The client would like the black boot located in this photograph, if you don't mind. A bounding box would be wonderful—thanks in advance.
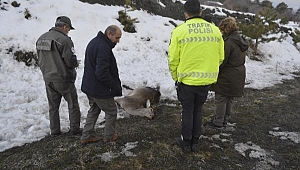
[175,137,191,153]
[191,137,199,152]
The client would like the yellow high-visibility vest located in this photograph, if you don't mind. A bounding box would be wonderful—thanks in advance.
[168,17,224,86]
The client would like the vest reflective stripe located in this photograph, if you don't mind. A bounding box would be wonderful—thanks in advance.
[179,36,221,44]
[178,72,218,79]
[168,18,224,86]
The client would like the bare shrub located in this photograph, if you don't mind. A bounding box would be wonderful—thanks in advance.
[13,50,38,67]
[24,8,31,19]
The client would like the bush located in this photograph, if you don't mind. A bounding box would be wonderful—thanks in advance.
[13,50,38,67]
[24,8,31,19]
[279,16,289,25]
[11,1,20,7]
[118,10,138,33]
[292,29,300,45]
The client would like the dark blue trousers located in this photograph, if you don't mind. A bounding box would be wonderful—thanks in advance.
[177,83,209,140]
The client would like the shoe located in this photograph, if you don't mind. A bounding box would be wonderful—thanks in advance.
[191,137,199,153]
[69,128,83,135]
[175,137,191,153]
[223,117,230,127]
[206,121,225,130]
[80,136,101,144]
[191,144,197,153]
[103,133,118,143]
[50,131,61,136]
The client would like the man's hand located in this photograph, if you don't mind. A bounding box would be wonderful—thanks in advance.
[175,81,179,90]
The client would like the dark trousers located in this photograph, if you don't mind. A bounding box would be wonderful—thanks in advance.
[177,83,209,140]
[45,81,81,134]
[213,92,233,126]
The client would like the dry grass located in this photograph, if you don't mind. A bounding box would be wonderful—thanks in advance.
[1,77,300,170]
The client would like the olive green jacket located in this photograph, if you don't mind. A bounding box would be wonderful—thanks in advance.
[210,31,249,96]
[36,27,78,83]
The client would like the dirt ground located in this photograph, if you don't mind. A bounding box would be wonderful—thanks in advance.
[0,77,300,170]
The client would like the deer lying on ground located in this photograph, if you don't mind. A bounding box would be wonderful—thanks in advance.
[114,86,161,119]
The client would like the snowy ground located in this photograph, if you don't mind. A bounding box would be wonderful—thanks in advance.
[0,0,299,154]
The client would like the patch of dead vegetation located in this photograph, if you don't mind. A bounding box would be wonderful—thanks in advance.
[1,77,300,169]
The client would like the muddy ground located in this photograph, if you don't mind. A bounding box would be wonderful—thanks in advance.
[0,77,300,170]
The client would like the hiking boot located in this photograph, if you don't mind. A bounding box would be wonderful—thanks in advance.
[80,136,101,144]
[175,137,191,153]
[103,133,118,143]
[206,121,225,130]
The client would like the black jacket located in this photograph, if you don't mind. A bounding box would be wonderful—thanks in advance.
[210,31,249,97]
[81,31,122,99]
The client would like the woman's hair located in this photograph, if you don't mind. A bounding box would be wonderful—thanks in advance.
[218,17,239,34]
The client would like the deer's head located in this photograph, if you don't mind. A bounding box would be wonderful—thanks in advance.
[144,99,154,119]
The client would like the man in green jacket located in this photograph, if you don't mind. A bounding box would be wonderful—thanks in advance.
[36,16,81,136]
[168,0,224,153]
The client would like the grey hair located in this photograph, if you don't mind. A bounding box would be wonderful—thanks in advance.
[55,20,69,28]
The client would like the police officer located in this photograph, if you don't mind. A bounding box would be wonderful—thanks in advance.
[168,0,224,153]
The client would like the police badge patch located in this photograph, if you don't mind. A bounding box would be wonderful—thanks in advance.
[71,47,76,54]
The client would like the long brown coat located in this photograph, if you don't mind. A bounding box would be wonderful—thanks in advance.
[210,31,249,97]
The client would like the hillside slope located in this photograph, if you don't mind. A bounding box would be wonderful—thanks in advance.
[0,77,300,169]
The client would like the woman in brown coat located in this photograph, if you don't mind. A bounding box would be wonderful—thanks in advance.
[207,17,249,129]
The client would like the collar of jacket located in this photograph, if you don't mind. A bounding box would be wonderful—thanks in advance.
[185,16,203,22]
[97,31,116,49]
[49,27,68,36]
[223,31,249,52]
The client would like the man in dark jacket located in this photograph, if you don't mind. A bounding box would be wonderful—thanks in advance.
[208,17,249,129]
[80,25,122,144]
[36,16,81,136]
